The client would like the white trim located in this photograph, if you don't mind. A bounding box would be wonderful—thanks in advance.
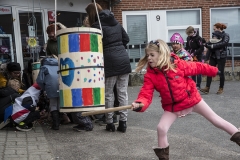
[209,6,240,39]
[12,6,48,69]
[122,11,151,42]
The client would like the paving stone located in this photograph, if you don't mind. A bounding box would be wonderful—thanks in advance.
[27,137,37,141]
[40,154,53,160]
[29,155,41,160]
[28,146,38,150]
[16,149,28,155]
[16,142,27,146]
[4,155,28,158]
[4,149,16,154]
[36,137,47,141]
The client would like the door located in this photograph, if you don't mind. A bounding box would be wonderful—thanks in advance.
[122,12,150,70]
[12,7,48,69]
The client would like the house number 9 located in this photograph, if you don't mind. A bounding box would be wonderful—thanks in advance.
[156,15,160,21]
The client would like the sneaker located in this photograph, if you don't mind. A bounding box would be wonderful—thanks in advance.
[72,125,93,132]
[16,122,33,132]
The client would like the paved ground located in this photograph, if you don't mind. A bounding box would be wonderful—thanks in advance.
[0,80,240,160]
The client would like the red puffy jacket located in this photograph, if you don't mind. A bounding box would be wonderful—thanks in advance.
[135,54,218,112]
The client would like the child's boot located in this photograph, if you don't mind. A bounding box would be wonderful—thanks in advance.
[230,130,240,146]
[106,123,115,132]
[117,121,127,133]
[153,146,169,160]
[216,87,223,94]
[51,110,59,130]
[200,87,210,94]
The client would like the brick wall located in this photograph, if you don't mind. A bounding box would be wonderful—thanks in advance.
[95,0,240,68]
[97,0,240,40]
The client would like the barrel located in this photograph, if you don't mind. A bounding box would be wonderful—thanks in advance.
[56,27,105,112]
[32,62,41,84]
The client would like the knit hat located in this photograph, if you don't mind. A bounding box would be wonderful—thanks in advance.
[170,33,184,45]
[7,62,21,72]
[212,31,223,39]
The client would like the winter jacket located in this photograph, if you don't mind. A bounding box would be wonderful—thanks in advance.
[36,58,59,98]
[185,30,204,61]
[174,48,192,61]
[91,10,131,78]
[134,54,218,112]
[0,72,26,94]
[205,31,229,61]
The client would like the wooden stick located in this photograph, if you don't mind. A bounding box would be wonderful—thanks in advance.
[81,104,143,117]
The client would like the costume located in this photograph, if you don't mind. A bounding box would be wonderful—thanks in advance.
[174,48,192,61]
[134,54,218,112]
[170,33,192,61]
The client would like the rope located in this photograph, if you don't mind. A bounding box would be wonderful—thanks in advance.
[93,0,103,38]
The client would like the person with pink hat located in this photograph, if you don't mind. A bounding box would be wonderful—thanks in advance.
[170,33,192,61]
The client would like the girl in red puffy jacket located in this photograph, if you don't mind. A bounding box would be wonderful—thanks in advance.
[131,39,240,159]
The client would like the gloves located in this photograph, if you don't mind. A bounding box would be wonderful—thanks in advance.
[217,70,221,75]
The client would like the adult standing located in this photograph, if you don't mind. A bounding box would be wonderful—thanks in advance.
[85,3,131,132]
[185,26,204,89]
[200,23,229,94]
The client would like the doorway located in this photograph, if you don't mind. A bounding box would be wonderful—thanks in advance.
[12,7,48,69]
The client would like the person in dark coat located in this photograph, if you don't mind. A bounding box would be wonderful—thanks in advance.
[200,23,229,94]
[185,26,204,89]
[86,3,131,133]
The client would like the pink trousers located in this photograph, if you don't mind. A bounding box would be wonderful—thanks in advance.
[157,99,238,148]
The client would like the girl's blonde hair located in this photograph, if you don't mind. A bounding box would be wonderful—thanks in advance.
[135,39,176,72]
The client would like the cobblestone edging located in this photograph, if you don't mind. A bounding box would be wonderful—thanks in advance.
[0,124,53,160]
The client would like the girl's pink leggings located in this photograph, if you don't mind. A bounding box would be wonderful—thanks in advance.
[157,99,238,148]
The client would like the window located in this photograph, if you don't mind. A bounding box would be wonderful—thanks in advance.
[126,15,148,70]
[0,6,15,63]
[167,10,200,26]
[49,11,87,28]
[166,9,202,42]
[211,8,240,43]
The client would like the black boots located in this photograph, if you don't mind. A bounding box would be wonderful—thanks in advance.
[117,121,127,133]
[230,130,240,146]
[153,146,169,160]
[51,110,60,130]
[106,123,115,132]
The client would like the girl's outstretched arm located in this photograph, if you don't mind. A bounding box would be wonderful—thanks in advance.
[133,73,155,112]
[179,60,218,77]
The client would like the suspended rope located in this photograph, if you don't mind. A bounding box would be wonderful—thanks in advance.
[93,0,103,38]
[27,0,37,38]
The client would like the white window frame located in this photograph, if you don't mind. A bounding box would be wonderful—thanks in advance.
[210,6,240,38]
[12,6,48,69]
[122,11,151,43]
[166,8,202,42]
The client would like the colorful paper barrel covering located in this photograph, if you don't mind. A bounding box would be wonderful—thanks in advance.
[32,62,41,84]
[56,27,105,112]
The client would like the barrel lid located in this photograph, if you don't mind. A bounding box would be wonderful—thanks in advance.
[56,27,102,37]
